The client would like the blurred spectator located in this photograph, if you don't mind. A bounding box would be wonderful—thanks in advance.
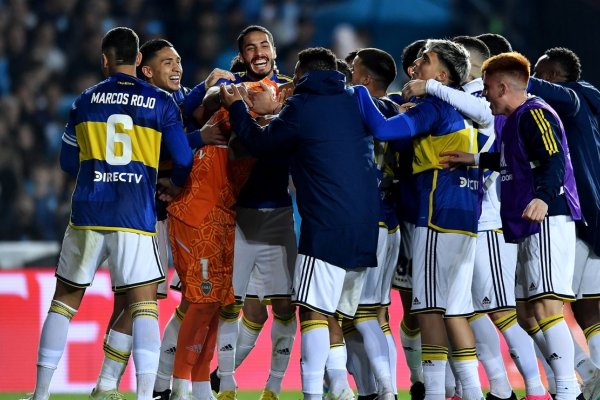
[4,0,554,244]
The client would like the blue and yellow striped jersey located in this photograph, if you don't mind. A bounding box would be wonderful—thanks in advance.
[62,72,192,235]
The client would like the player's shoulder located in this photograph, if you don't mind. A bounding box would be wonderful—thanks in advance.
[274,73,293,84]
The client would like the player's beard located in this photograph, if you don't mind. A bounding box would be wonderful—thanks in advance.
[246,58,274,80]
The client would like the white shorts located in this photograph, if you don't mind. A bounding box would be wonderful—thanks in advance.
[170,270,182,292]
[292,254,367,318]
[360,227,401,307]
[156,219,171,298]
[515,215,576,302]
[572,238,600,299]
[472,230,518,312]
[411,227,476,316]
[233,207,297,302]
[56,226,164,292]
[392,221,415,291]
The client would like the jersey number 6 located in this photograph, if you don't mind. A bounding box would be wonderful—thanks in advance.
[106,114,133,166]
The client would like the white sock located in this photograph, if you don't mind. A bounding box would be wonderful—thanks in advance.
[445,361,457,398]
[539,316,579,400]
[192,381,212,400]
[470,315,512,398]
[216,309,240,392]
[326,344,352,396]
[235,316,263,367]
[172,377,189,398]
[452,358,483,400]
[266,313,296,394]
[35,301,76,399]
[382,323,398,394]
[499,322,545,395]
[345,332,377,396]
[400,321,423,384]
[355,319,393,393]
[422,344,448,399]
[300,320,329,398]
[582,325,600,371]
[155,308,184,392]
[575,351,597,385]
[97,330,132,391]
[131,302,161,400]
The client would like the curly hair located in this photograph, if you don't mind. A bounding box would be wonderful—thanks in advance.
[544,47,582,81]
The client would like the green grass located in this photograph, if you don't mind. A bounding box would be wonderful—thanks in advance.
[0,391,528,400]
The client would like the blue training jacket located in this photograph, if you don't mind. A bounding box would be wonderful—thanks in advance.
[228,70,379,270]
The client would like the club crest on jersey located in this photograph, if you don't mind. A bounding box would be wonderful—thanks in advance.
[201,281,212,295]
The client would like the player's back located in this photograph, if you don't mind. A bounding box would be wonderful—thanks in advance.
[64,72,182,235]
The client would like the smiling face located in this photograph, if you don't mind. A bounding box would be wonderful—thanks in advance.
[482,72,507,116]
[142,46,182,92]
[239,31,276,80]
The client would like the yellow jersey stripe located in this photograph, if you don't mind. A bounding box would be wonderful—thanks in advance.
[535,109,559,153]
[75,121,162,168]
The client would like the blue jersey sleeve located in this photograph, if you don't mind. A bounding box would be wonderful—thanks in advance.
[62,96,80,148]
[181,81,206,118]
[161,97,193,186]
[228,98,300,157]
[354,85,440,142]
[528,77,580,117]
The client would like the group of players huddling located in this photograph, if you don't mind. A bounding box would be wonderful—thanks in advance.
[22,21,600,400]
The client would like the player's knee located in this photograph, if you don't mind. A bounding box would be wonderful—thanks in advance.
[271,298,295,318]
[219,303,242,322]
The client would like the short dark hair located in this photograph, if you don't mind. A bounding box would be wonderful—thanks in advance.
[356,48,397,88]
[101,27,139,65]
[476,33,512,56]
[230,55,246,73]
[544,47,582,81]
[452,35,490,61]
[401,39,427,77]
[237,25,274,52]
[138,39,174,79]
[345,50,359,64]
[297,47,337,73]
[336,59,352,82]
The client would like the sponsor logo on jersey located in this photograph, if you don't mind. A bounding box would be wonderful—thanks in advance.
[459,177,479,190]
[94,171,143,183]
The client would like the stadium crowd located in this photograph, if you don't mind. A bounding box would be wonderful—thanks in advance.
[8,2,600,400]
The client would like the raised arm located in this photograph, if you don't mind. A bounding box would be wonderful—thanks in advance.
[353,85,438,143]
[425,79,494,128]
[528,77,580,117]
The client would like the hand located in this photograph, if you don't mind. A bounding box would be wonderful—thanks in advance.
[398,102,416,113]
[200,119,228,145]
[402,79,427,101]
[248,81,279,115]
[157,177,183,202]
[205,68,236,88]
[439,151,475,170]
[277,86,292,106]
[219,83,243,109]
[522,198,548,222]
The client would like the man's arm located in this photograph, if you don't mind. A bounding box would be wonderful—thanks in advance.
[220,84,299,157]
[521,108,566,206]
[60,98,80,176]
[528,77,580,117]
[426,80,494,128]
[353,85,438,142]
